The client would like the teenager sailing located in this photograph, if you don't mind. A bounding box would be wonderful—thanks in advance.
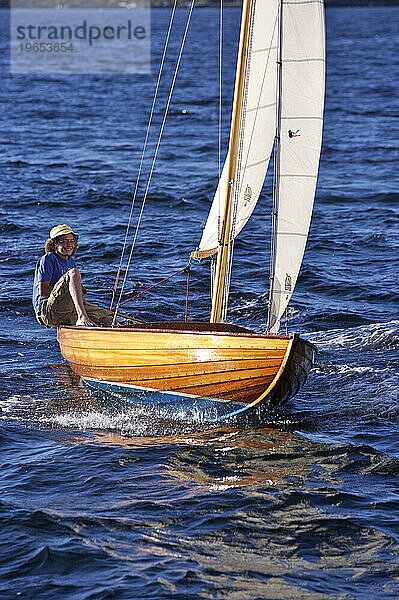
[33,224,113,328]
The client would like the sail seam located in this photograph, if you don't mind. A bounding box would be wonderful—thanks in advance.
[223,0,257,321]
[284,58,325,63]
[277,232,307,237]
[243,156,271,170]
[247,102,276,112]
[252,45,278,54]
[280,173,317,178]
[281,115,323,120]
[284,1,323,5]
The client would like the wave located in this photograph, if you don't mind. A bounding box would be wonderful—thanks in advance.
[306,320,399,351]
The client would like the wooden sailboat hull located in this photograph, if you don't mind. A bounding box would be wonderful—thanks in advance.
[57,322,315,420]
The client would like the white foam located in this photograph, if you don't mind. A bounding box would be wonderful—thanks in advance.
[306,320,399,351]
[0,394,41,416]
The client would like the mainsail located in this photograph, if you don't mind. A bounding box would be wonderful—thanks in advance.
[268,0,325,332]
[197,0,325,331]
[198,0,279,253]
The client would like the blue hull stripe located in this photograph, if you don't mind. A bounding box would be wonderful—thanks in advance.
[81,377,253,422]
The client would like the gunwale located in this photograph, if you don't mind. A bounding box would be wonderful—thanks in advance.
[58,321,293,339]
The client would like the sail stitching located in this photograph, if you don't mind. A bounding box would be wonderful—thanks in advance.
[222,0,258,321]
[277,231,308,236]
[247,101,277,112]
[284,58,325,63]
[243,156,272,170]
[268,0,325,332]
[284,1,323,5]
[282,116,323,120]
[280,173,317,178]
[252,45,278,54]
[235,8,279,208]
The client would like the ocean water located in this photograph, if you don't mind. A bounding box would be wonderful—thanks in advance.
[0,5,398,599]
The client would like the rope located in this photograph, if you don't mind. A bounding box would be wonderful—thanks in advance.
[117,266,189,308]
[210,255,215,304]
[110,0,179,311]
[221,0,256,322]
[112,0,196,325]
[184,266,190,322]
[221,2,278,323]
[217,0,223,242]
[268,2,283,332]
[236,7,278,204]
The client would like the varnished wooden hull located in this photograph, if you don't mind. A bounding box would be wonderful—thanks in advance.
[57,322,316,420]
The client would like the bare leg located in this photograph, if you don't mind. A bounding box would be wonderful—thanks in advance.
[68,268,97,327]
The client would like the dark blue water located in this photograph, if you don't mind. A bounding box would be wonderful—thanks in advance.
[1,6,398,599]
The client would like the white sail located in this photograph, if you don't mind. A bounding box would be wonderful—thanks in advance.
[198,0,279,253]
[269,0,325,333]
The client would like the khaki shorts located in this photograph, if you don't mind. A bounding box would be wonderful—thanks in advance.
[38,270,113,328]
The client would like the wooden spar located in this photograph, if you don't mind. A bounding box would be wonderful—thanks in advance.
[210,0,254,324]
[189,247,218,260]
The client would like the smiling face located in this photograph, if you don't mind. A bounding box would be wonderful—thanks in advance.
[54,234,77,259]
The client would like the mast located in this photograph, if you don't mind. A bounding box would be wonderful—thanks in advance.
[267,0,283,332]
[210,0,254,323]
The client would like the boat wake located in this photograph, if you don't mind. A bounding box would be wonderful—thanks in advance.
[1,321,397,440]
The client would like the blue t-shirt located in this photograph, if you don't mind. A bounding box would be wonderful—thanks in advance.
[32,252,76,314]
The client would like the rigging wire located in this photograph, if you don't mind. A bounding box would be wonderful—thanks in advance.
[112,0,196,325]
[116,266,189,308]
[184,266,190,322]
[221,6,279,323]
[210,255,215,304]
[267,0,284,333]
[221,0,256,322]
[235,9,279,203]
[217,0,223,242]
[110,0,178,311]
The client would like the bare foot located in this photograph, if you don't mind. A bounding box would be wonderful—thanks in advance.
[76,316,97,327]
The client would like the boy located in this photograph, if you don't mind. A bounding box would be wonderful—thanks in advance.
[33,224,113,328]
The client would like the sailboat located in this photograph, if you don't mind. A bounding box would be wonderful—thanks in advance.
[57,0,325,421]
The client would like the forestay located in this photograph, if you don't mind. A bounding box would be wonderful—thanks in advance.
[268,0,325,332]
[198,0,279,253]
